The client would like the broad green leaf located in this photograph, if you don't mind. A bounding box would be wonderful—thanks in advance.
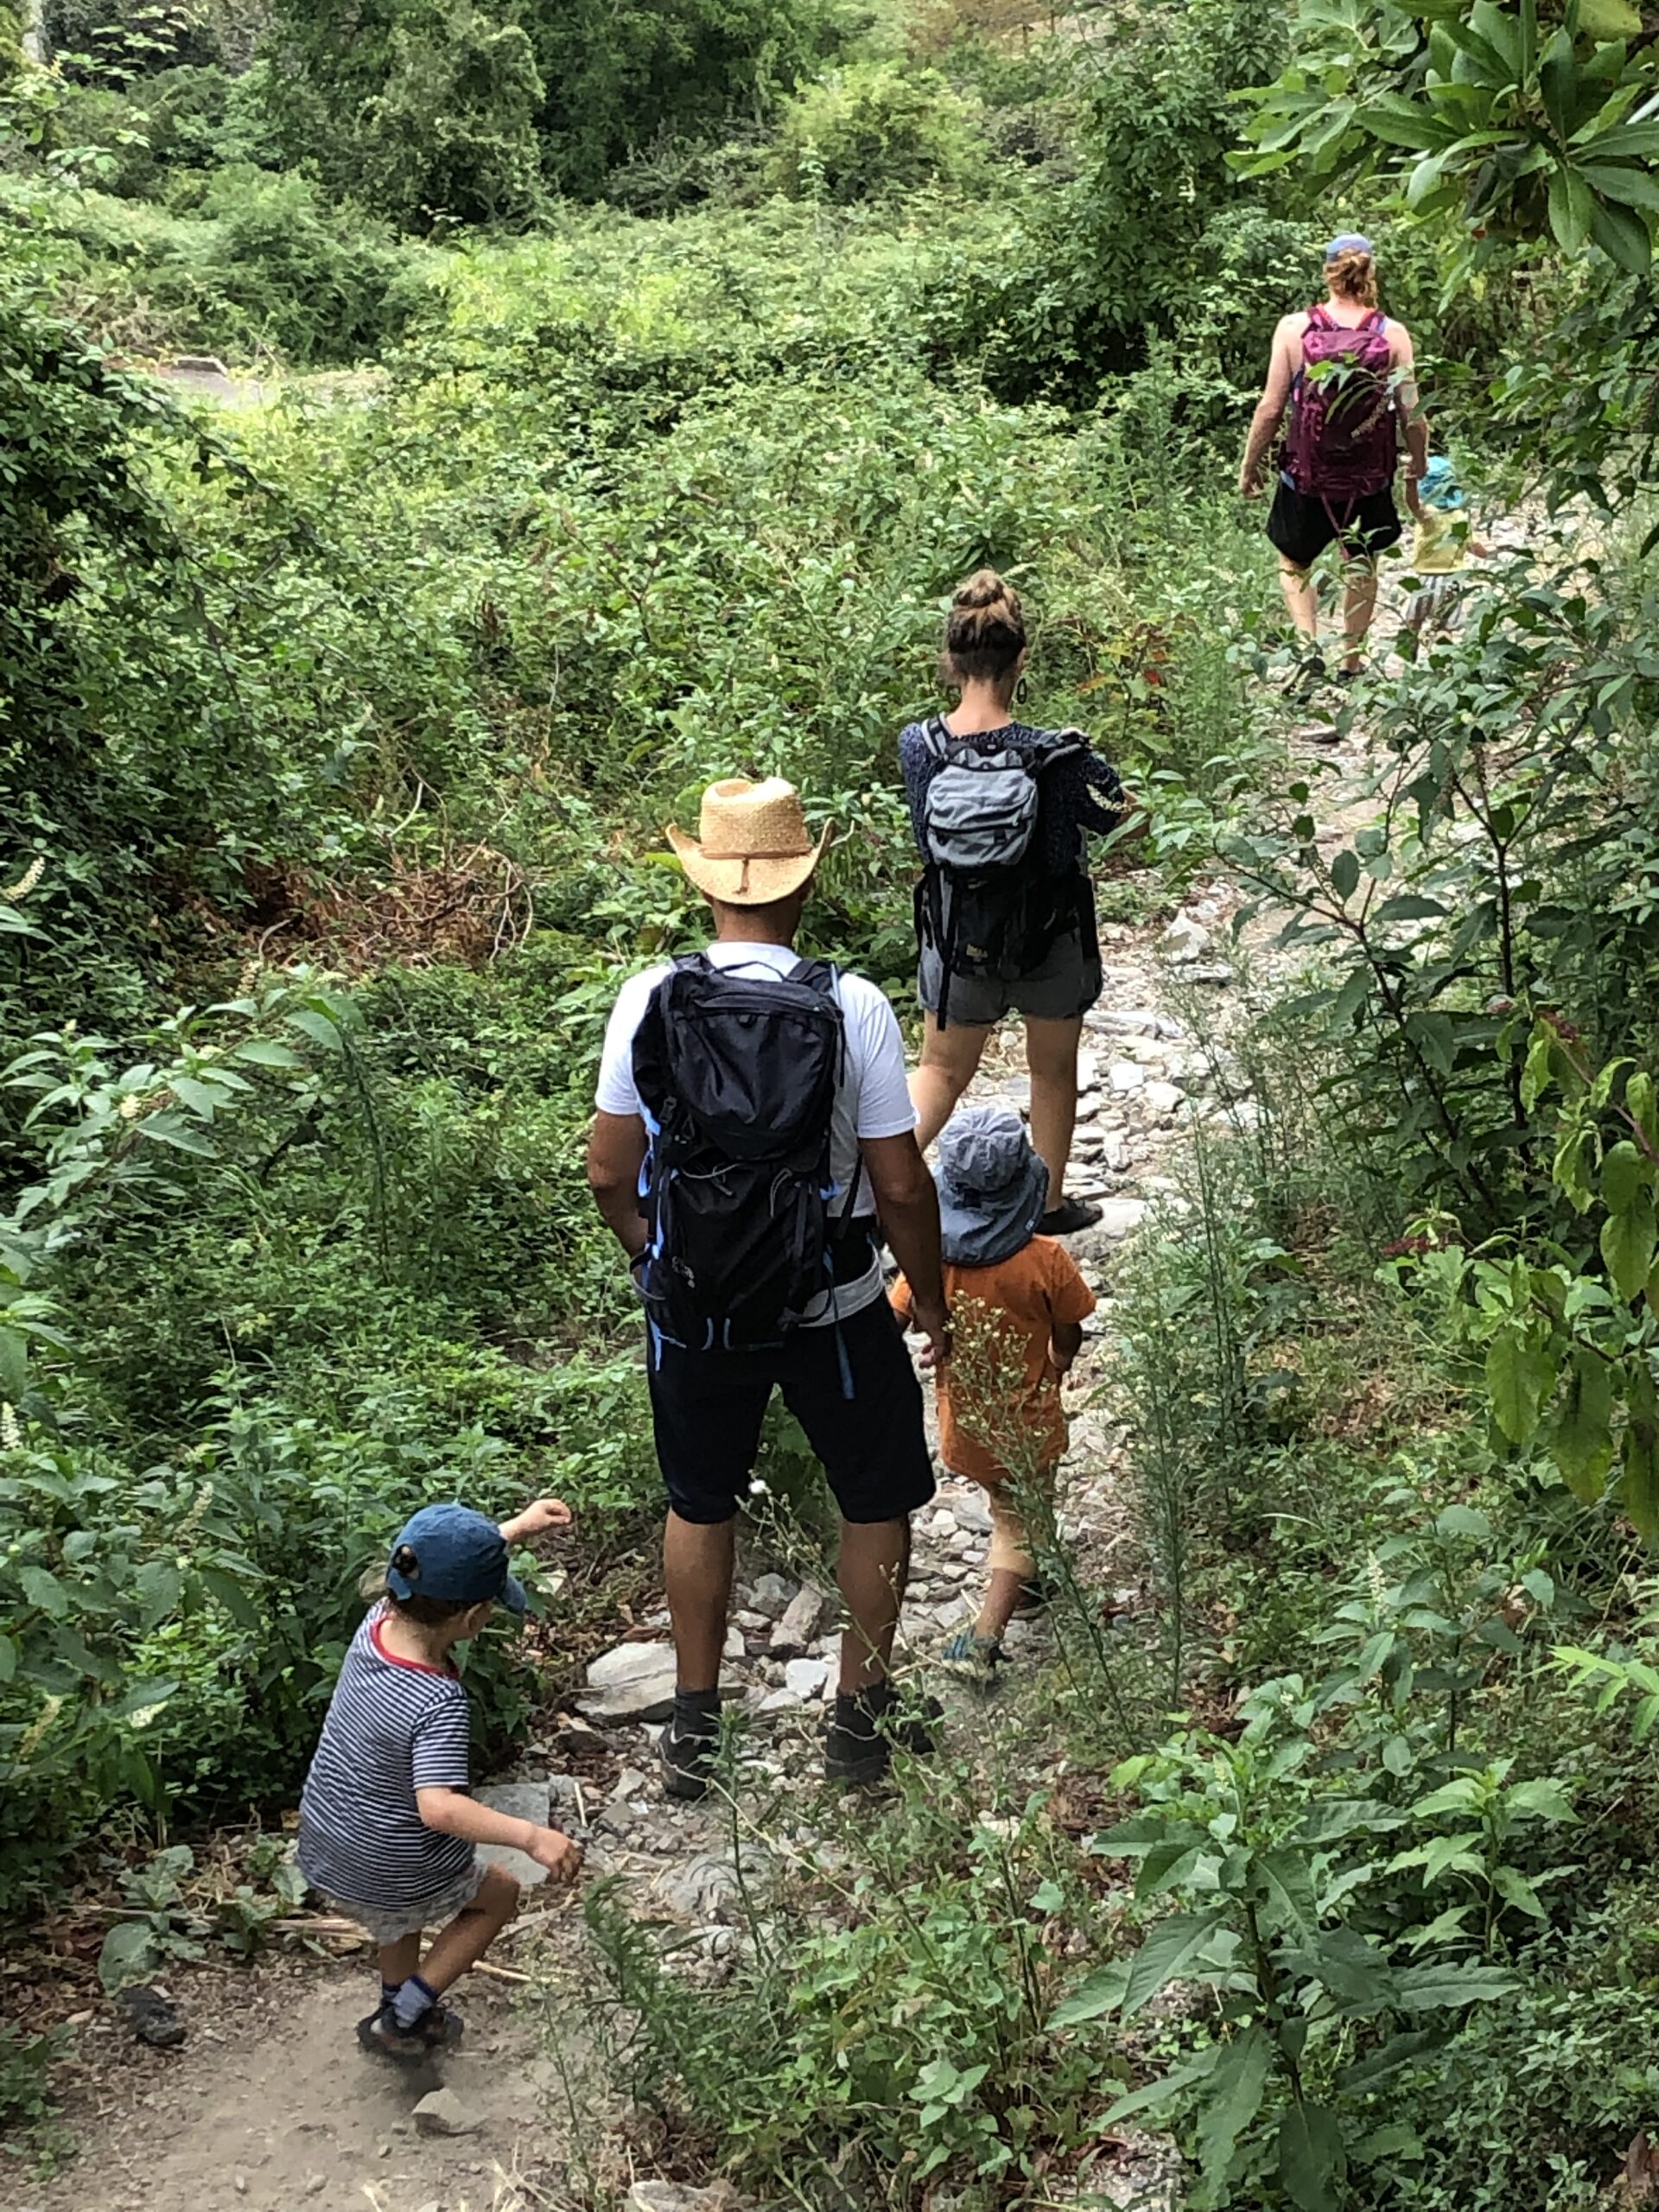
[1277,2100,1346,2212]
[1435,1503,1492,1542]
[1602,1140,1645,1212]
[288,1007,345,1052]
[1196,2025,1272,2191]
[1588,195,1653,273]
[137,1110,218,1159]
[1255,1847,1319,1937]
[1486,1325,1551,1444]
[1491,1867,1547,1918]
[1603,1192,1657,1302]
[1577,0,1642,36]
[1393,1963,1517,2010]
[1099,2051,1219,2127]
[0,1325,26,1402]
[1548,1346,1614,1503]
[1330,850,1360,901]
[1376,893,1449,923]
[1049,1961,1129,2028]
[1122,1910,1226,2019]
[98,1919,160,1993]
[232,1038,305,1069]
[0,1634,13,1682]
[1548,163,1592,252]
[1503,1778,1575,1823]
[110,1676,180,1722]
[17,1563,67,1618]
[168,1075,229,1120]
[1581,162,1659,214]
[1339,2028,1445,2090]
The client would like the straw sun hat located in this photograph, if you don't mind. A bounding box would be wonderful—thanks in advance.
[666,778,832,906]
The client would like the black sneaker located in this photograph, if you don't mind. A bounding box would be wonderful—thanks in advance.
[823,1690,943,1786]
[356,2001,461,2063]
[659,1712,719,1802]
[1040,1196,1101,1236]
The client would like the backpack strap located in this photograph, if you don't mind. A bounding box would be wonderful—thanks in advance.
[919,715,952,762]
[1306,302,1332,330]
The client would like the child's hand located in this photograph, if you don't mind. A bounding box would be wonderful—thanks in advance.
[528,1826,583,1883]
[504,1497,573,1541]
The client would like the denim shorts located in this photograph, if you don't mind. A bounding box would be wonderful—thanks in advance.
[918,928,1103,1027]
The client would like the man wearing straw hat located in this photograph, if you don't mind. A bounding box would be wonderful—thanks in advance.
[588,777,950,1795]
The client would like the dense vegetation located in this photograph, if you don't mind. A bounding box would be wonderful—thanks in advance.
[5,0,1659,2203]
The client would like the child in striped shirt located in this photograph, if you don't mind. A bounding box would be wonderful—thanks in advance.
[298,1497,582,2061]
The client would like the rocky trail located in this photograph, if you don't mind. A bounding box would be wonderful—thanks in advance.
[21,695,1391,2212]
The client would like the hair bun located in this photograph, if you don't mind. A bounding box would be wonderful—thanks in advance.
[952,568,1012,613]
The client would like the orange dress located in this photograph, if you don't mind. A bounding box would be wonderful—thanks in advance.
[890,1236,1096,1486]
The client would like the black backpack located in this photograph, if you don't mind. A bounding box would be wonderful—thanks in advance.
[632,954,849,1352]
[916,718,1086,1027]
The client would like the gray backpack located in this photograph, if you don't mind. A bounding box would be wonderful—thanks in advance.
[917,718,1086,1026]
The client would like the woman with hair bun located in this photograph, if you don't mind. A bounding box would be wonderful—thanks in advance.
[1240,232,1430,690]
[899,569,1136,1238]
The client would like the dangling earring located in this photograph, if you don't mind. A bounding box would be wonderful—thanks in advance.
[1015,677,1029,705]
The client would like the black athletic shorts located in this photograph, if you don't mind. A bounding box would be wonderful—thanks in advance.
[1267,480,1402,569]
[646,1296,936,1527]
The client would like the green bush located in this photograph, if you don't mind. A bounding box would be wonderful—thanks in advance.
[766,61,986,204]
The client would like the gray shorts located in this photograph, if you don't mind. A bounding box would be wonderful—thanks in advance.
[325,1856,486,1946]
[918,928,1103,1027]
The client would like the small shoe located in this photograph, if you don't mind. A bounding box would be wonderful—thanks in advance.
[1039,1196,1102,1236]
[823,1690,943,1787]
[942,1630,1005,1685]
[357,2005,431,2064]
[659,1713,719,1802]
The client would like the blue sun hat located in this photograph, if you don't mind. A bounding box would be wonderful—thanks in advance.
[1420,455,1466,512]
[1325,232,1375,261]
[935,1104,1051,1269]
[387,1502,527,1614]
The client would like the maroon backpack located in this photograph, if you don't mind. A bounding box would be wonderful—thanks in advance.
[1285,305,1398,500]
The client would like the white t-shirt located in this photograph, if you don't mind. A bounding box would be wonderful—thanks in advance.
[594,943,916,1324]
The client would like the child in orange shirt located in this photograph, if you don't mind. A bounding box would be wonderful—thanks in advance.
[891,1104,1096,1681]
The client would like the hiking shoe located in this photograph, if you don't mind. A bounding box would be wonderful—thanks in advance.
[823,1690,943,1786]
[356,2002,461,2063]
[659,1712,719,1802]
[1040,1197,1101,1236]
[942,1630,1005,1686]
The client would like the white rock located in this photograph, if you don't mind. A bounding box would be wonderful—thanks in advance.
[612,1765,649,1801]
[413,2088,480,2139]
[946,1487,993,1534]
[723,1624,746,1660]
[1161,912,1210,962]
[1096,1198,1150,1238]
[1144,1081,1184,1117]
[1108,1060,1147,1094]
[783,1657,830,1700]
[769,1584,828,1655]
[1087,1007,1161,1036]
[581,1642,738,1726]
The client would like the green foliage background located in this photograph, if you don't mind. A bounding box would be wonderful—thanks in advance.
[6,0,1659,2201]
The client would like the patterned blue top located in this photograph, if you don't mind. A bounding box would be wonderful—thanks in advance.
[899,719,1128,880]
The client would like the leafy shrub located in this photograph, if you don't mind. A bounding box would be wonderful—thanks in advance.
[766,61,986,204]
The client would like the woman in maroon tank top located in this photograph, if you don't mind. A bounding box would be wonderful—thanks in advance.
[1238,234,1432,690]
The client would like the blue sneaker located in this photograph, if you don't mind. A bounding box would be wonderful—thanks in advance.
[942,1630,1005,1686]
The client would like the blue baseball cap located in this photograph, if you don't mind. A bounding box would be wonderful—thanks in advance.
[1325,232,1375,260]
[387,1503,527,1614]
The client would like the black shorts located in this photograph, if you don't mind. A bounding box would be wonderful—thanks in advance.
[1268,480,1402,569]
[646,1296,936,1526]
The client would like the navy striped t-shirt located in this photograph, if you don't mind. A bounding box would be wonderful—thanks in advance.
[297,1609,475,1910]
